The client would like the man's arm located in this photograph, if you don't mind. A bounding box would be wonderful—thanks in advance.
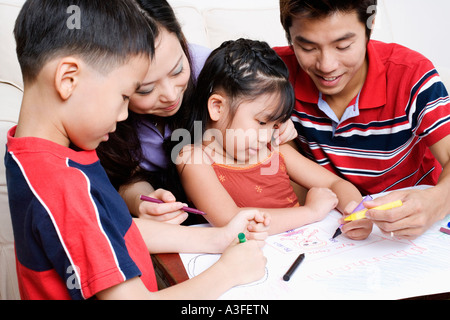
[365,135,450,239]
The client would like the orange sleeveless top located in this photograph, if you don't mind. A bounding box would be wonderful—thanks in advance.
[211,151,299,208]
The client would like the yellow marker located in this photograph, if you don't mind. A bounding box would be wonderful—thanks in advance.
[344,200,403,222]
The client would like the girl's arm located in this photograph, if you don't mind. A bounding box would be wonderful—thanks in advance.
[119,180,188,224]
[280,144,373,239]
[279,143,362,213]
[177,145,338,235]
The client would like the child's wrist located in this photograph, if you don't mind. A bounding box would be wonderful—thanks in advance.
[208,227,232,253]
[301,205,319,223]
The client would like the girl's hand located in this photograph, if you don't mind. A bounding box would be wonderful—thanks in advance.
[273,119,297,145]
[304,187,338,222]
[338,201,373,240]
[137,189,188,224]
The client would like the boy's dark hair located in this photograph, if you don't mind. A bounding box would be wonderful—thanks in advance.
[188,38,295,138]
[280,0,378,43]
[14,0,156,84]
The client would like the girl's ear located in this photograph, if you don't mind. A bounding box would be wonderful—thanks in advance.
[54,57,80,101]
[207,93,226,122]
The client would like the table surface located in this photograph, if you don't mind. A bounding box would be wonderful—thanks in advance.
[152,252,450,299]
[151,186,450,299]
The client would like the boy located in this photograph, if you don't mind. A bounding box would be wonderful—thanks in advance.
[276,0,450,239]
[6,0,268,300]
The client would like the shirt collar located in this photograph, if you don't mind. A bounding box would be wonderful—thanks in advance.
[293,40,387,109]
[7,126,99,165]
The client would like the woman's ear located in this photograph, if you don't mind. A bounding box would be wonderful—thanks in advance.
[207,93,226,122]
[54,57,80,100]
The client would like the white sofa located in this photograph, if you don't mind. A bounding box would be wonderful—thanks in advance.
[0,0,449,300]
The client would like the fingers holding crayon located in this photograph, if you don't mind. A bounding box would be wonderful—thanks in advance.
[223,209,271,247]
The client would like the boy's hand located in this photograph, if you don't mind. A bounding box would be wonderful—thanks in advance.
[218,239,267,287]
[220,210,270,250]
[137,189,188,224]
[338,201,373,240]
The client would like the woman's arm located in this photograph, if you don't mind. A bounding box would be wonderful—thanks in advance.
[119,180,188,224]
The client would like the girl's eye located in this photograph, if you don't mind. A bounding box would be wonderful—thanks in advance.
[258,121,267,126]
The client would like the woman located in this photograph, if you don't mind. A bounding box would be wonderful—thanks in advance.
[97,0,296,224]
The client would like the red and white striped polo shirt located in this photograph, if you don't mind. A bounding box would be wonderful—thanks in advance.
[275,40,450,195]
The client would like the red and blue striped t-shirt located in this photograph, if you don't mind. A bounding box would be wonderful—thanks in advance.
[5,126,157,299]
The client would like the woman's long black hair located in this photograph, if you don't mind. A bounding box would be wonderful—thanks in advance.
[96,0,195,202]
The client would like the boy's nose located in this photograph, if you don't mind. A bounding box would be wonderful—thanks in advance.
[118,105,129,122]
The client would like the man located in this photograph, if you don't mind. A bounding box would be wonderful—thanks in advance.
[275,0,450,239]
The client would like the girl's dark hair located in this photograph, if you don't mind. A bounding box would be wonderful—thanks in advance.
[186,38,295,139]
[280,0,378,43]
[96,0,194,202]
[14,0,155,84]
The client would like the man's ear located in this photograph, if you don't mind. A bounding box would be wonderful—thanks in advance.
[54,57,80,100]
[207,93,226,122]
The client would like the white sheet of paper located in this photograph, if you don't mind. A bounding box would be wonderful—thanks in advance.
[180,209,450,300]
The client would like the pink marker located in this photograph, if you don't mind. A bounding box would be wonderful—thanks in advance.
[139,195,206,215]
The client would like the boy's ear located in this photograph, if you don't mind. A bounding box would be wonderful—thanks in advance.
[207,94,226,121]
[54,57,80,100]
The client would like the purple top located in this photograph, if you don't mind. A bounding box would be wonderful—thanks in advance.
[136,116,172,172]
[136,43,211,172]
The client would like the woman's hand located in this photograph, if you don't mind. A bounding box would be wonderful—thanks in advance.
[137,188,188,224]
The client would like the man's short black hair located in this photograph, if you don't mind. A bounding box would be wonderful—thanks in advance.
[280,0,378,43]
[14,0,156,84]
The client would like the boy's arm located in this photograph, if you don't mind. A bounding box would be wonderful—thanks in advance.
[96,239,266,300]
[133,209,269,254]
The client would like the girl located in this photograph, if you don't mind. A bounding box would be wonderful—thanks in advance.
[96,0,297,225]
[177,39,372,237]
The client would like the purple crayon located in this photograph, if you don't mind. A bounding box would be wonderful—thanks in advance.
[331,195,373,239]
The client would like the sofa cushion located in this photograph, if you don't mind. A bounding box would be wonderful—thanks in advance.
[204,5,288,49]
[0,82,21,300]
[168,0,209,47]
[0,0,25,90]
